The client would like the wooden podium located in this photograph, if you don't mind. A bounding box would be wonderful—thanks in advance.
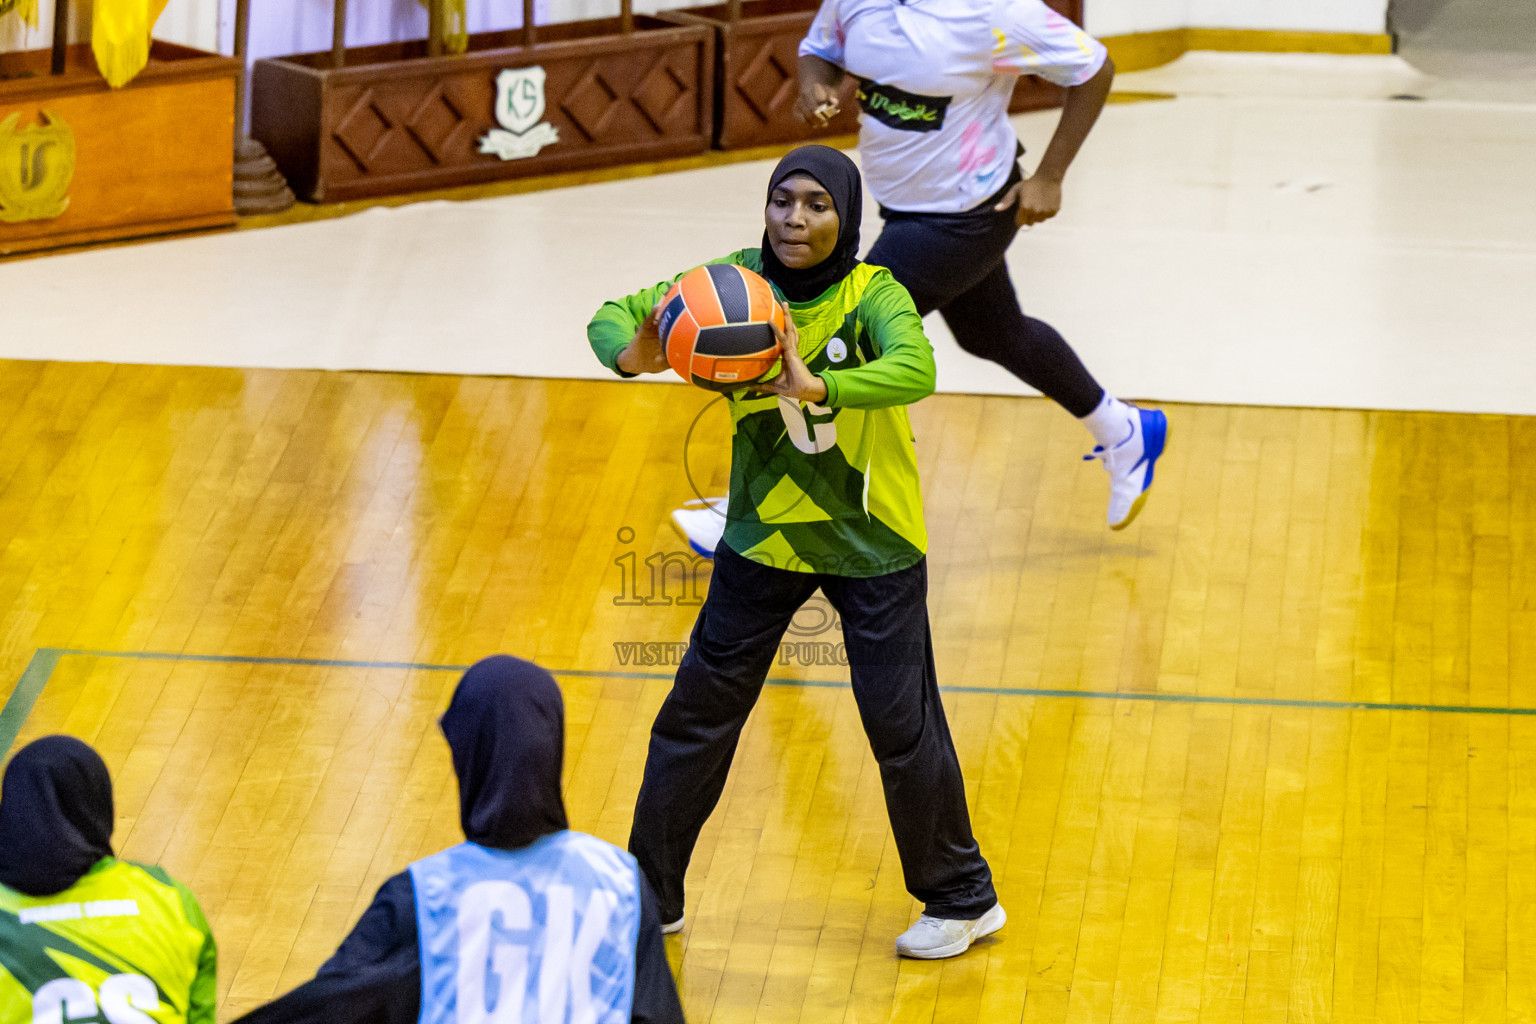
[251,0,713,203]
[658,0,858,150]
[0,42,239,257]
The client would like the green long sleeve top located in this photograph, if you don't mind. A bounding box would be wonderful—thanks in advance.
[588,249,936,577]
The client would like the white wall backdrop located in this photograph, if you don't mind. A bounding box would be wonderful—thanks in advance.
[241,0,552,63]
[0,3,65,50]
[1188,0,1389,33]
[233,0,721,60]
[238,0,1390,59]
[1084,0,1390,38]
[155,0,222,50]
[0,0,222,52]
[1,0,1393,59]
[1082,0,1188,36]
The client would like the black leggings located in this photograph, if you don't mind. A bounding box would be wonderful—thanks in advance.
[865,181,1105,418]
[628,545,997,922]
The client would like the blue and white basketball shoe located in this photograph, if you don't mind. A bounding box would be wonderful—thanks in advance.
[670,497,727,557]
[1085,406,1168,530]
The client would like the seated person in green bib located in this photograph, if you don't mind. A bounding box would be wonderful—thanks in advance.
[0,736,216,1024]
[587,145,1003,960]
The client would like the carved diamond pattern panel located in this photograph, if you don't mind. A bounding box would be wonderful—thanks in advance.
[631,60,692,135]
[734,43,794,124]
[403,84,470,164]
[332,93,394,172]
[713,15,864,149]
[561,66,623,143]
[295,33,712,199]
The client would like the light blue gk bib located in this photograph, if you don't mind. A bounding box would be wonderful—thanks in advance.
[410,832,641,1024]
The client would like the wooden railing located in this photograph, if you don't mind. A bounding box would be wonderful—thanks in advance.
[315,0,641,69]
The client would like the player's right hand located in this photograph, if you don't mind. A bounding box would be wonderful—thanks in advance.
[616,304,671,375]
[794,82,841,127]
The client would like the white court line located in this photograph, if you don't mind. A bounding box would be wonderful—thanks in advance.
[2,53,1533,415]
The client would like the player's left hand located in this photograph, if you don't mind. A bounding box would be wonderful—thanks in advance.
[995,174,1063,227]
[794,81,841,127]
[755,303,829,404]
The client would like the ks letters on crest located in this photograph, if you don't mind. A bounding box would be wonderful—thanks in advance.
[480,66,560,161]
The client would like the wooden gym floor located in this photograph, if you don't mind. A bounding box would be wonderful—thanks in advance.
[1,359,1532,1023]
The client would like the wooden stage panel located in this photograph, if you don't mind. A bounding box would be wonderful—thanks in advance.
[0,360,1533,1023]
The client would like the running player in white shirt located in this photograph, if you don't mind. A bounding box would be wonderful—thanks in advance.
[672,0,1166,556]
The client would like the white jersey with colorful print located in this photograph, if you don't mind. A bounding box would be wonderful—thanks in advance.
[800,0,1107,214]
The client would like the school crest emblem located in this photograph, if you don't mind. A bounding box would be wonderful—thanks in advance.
[479,66,559,161]
[0,110,75,223]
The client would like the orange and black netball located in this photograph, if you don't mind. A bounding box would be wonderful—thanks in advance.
[658,264,786,393]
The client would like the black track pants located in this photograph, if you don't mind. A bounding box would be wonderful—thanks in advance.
[628,544,997,923]
[866,182,1106,418]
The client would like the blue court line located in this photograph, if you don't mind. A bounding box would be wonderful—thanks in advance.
[0,650,63,759]
[4,646,1535,756]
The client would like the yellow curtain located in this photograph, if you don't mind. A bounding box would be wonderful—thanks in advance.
[416,0,467,55]
[92,0,147,88]
[0,0,41,30]
[91,0,169,89]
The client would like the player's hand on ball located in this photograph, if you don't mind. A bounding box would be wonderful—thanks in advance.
[795,82,841,126]
[995,174,1063,227]
[757,303,829,404]
[616,303,671,375]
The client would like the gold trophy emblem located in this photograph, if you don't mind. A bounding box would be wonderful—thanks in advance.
[0,110,76,223]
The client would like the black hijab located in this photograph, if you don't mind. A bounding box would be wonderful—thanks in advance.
[0,736,115,897]
[439,655,569,850]
[759,144,864,303]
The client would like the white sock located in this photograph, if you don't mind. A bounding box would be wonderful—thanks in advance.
[1080,393,1135,448]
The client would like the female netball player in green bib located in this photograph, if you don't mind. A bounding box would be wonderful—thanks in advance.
[588,145,1003,960]
[0,737,217,1024]
[673,0,1167,560]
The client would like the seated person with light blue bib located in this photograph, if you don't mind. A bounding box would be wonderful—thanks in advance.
[233,655,683,1024]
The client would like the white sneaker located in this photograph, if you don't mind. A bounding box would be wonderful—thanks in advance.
[669,497,727,557]
[1084,406,1168,531]
[661,915,684,935]
[895,903,1006,959]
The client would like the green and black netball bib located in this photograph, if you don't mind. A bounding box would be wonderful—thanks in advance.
[590,248,935,579]
[0,859,216,1024]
